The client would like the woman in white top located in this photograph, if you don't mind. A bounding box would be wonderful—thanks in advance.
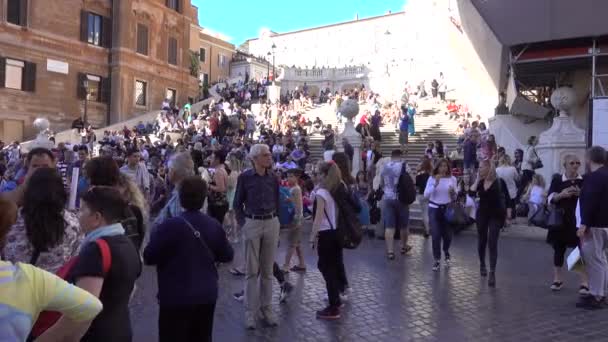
[309,161,343,320]
[524,173,546,220]
[520,135,540,198]
[496,155,519,225]
[424,158,458,271]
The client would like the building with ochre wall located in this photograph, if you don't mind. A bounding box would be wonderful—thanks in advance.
[0,0,200,141]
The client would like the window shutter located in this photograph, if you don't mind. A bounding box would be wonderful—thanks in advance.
[19,0,28,27]
[77,73,87,99]
[0,57,6,88]
[168,38,177,65]
[137,24,148,55]
[80,10,88,42]
[176,0,181,13]
[102,17,112,48]
[22,61,36,92]
[100,76,111,103]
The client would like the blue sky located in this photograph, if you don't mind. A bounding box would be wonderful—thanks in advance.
[192,0,406,45]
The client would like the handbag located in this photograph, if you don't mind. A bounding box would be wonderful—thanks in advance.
[530,148,543,170]
[529,205,549,228]
[546,205,564,230]
[444,202,468,226]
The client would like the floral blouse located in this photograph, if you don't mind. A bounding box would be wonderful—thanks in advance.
[3,210,83,274]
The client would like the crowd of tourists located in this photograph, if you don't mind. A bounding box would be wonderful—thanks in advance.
[1,76,608,342]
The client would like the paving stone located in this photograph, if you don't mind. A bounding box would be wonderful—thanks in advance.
[130,226,608,341]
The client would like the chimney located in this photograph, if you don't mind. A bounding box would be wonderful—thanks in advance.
[355,13,359,20]
[386,10,392,14]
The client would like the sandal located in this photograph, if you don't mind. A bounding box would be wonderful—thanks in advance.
[290,265,307,272]
[401,245,413,255]
[387,252,395,260]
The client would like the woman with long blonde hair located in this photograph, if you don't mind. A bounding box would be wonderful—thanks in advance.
[470,159,510,287]
[310,161,343,320]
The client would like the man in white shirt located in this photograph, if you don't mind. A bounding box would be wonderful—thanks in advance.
[120,149,150,199]
[379,149,411,259]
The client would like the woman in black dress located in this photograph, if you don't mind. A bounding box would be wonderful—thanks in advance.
[547,154,589,293]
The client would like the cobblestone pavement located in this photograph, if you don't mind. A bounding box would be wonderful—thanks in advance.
[130,225,608,342]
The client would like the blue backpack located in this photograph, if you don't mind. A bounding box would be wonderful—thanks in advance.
[279,186,295,225]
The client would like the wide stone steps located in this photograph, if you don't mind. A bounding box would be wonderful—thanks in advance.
[304,102,462,224]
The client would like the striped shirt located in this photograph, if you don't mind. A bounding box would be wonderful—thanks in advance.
[0,260,103,341]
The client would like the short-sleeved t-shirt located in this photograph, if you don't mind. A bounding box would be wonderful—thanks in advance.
[315,189,337,232]
[67,235,142,342]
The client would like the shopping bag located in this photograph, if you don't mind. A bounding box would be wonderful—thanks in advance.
[567,247,584,272]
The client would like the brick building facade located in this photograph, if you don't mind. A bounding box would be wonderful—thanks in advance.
[190,25,235,87]
[0,0,199,141]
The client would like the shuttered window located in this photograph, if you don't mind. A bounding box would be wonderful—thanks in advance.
[80,11,112,48]
[7,0,27,27]
[168,37,178,65]
[77,73,109,103]
[166,0,180,12]
[199,48,206,62]
[0,58,35,92]
[137,24,149,55]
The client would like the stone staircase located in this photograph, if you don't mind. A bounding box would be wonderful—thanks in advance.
[305,99,461,224]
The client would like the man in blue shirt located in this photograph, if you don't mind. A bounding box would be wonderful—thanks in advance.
[577,146,608,309]
[233,144,280,329]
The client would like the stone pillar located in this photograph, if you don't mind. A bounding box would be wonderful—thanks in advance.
[536,87,587,183]
[338,99,362,176]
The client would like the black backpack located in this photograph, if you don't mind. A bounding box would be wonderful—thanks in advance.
[122,204,145,251]
[330,183,363,249]
[397,162,416,205]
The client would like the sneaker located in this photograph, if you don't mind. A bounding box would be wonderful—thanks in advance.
[445,256,451,267]
[316,306,341,320]
[260,310,279,327]
[579,285,590,296]
[550,281,563,291]
[233,290,245,302]
[432,261,440,272]
[279,282,294,303]
[576,296,605,310]
[230,268,245,276]
[245,313,256,330]
[339,292,349,303]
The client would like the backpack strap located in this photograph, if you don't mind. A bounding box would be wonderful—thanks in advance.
[95,239,112,275]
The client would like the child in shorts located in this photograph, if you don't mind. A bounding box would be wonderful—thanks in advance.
[283,169,306,272]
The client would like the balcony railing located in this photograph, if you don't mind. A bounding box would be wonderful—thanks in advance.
[284,66,366,80]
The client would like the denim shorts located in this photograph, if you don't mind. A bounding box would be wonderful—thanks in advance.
[382,198,410,229]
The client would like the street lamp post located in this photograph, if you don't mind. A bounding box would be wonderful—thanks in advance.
[82,78,89,127]
[266,51,271,83]
[271,43,276,85]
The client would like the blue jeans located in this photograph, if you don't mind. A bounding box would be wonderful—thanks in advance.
[429,207,453,261]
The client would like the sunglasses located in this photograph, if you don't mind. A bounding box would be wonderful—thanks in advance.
[569,161,581,165]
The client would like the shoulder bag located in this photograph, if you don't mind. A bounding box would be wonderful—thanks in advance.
[180,217,217,269]
[530,148,543,170]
